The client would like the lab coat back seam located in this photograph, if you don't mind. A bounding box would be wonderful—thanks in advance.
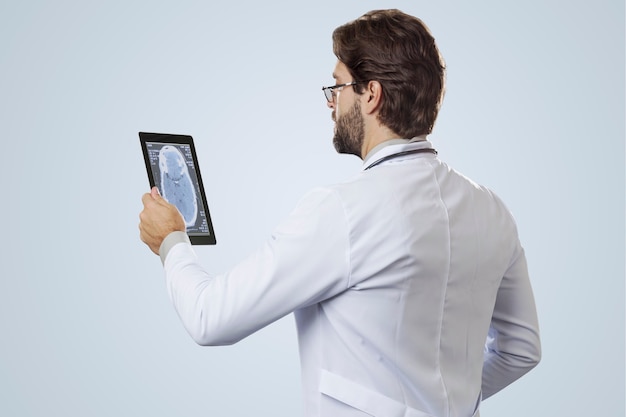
[326,186,355,291]
[385,174,425,408]
[428,159,454,416]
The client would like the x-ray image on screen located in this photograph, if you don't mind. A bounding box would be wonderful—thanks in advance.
[144,142,210,236]
[158,145,198,226]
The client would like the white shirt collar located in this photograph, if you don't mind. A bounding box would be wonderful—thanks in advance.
[362,136,431,170]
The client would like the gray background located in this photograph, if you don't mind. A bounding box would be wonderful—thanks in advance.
[1,1,623,416]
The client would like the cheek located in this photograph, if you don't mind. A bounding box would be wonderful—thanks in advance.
[335,91,342,118]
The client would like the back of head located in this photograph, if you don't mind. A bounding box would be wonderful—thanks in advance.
[333,9,446,137]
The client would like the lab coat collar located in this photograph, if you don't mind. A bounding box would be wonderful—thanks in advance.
[361,136,434,171]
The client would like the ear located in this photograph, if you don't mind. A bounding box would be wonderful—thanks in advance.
[362,80,383,115]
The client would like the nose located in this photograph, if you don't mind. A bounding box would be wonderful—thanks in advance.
[326,98,335,110]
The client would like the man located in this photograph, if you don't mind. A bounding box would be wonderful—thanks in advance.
[139,9,541,417]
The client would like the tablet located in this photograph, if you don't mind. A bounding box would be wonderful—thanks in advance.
[139,132,216,245]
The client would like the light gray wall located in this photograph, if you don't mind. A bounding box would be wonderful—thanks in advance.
[1,1,623,416]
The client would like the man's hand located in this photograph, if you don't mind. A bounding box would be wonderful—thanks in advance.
[139,187,186,255]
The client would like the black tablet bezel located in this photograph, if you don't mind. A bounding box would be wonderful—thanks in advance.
[139,132,216,245]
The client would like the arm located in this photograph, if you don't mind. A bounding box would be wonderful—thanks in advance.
[482,244,541,399]
[158,188,352,346]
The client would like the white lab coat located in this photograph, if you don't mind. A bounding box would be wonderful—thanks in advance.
[162,140,541,417]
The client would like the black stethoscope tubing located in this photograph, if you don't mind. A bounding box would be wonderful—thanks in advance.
[364,148,438,170]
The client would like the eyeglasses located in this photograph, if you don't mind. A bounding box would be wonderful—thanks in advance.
[322,81,366,102]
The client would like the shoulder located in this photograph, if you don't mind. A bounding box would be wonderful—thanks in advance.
[293,186,346,215]
[273,186,349,240]
[294,171,369,213]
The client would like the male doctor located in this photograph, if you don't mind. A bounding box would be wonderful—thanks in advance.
[139,9,541,417]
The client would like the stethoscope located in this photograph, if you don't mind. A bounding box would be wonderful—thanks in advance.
[364,148,438,170]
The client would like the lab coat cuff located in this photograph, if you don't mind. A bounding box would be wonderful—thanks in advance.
[159,231,191,265]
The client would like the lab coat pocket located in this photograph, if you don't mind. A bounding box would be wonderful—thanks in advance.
[319,369,436,417]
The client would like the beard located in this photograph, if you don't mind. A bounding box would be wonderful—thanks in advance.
[333,99,365,157]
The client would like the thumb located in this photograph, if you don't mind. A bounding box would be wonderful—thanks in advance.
[151,186,162,199]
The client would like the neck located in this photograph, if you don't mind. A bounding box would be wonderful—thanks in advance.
[359,124,401,159]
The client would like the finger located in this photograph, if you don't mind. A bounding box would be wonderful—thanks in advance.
[141,192,154,206]
[138,221,147,242]
[138,221,160,254]
[149,187,172,208]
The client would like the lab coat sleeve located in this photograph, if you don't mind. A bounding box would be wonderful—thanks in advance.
[481,243,541,399]
[162,187,351,346]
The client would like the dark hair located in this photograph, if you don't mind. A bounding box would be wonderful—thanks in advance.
[332,9,446,137]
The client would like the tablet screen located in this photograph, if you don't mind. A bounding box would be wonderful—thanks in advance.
[139,132,216,245]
